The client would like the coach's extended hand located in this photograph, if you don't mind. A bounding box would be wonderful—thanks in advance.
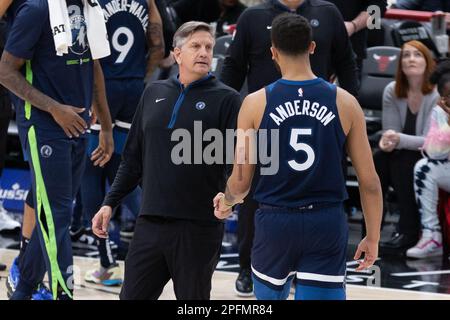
[92,205,112,238]
[213,192,233,220]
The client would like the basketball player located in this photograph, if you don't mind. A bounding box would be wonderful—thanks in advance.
[214,13,382,300]
[80,0,164,286]
[0,0,113,299]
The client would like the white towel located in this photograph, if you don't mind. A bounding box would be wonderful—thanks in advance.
[48,0,72,56]
[48,0,110,59]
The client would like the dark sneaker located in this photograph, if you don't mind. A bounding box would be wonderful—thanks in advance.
[71,227,117,251]
[235,268,254,297]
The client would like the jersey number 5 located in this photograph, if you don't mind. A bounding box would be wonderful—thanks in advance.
[288,129,315,171]
[112,27,135,64]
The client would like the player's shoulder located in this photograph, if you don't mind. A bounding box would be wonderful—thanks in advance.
[21,0,48,13]
[336,87,359,108]
[243,88,265,106]
[336,87,363,121]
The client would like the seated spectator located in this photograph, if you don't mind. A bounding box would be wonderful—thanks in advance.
[377,40,439,252]
[407,59,450,259]
[215,0,247,37]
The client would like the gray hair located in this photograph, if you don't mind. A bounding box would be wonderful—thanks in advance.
[172,21,215,49]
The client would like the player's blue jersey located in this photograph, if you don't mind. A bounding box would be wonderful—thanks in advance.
[253,78,348,207]
[99,0,148,79]
[4,0,26,31]
[5,0,94,139]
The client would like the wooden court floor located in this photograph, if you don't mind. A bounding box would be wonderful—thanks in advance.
[1,249,449,300]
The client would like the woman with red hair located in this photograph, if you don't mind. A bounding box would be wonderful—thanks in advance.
[376,40,440,252]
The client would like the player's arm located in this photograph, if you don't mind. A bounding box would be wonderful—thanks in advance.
[339,88,382,270]
[145,0,164,79]
[214,90,264,219]
[0,0,13,18]
[0,51,88,137]
[91,60,113,167]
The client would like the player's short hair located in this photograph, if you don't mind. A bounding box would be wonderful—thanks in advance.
[173,21,215,49]
[271,13,312,56]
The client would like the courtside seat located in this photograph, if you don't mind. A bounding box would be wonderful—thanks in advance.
[359,46,401,146]
[390,20,440,58]
[214,35,233,56]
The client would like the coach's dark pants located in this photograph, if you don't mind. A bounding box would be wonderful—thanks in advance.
[120,215,224,300]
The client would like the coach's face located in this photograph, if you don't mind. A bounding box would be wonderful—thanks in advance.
[174,31,214,79]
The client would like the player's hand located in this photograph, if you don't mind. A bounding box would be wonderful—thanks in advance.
[91,129,114,167]
[213,193,233,220]
[354,237,378,271]
[50,104,87,138]
[92,206,112,238]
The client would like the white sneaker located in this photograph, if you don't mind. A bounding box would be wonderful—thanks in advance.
[406,230,443,259]
[0,203,20,233]
[85,263,123,286]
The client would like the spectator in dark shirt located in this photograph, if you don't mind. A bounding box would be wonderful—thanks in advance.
[326,0,388,79]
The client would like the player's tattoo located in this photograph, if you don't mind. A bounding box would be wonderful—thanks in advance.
[146,22,164,76]
[0,55,56,113]
[236,146,245,181]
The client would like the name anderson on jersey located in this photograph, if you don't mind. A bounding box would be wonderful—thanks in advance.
[269,99,336,127]
[102,0,148,30]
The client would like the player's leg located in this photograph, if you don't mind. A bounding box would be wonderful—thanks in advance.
[20,133,80,299]
[296,203,348,300]
[113,77,143,223]
[83,79,129,285]
[81,129,121,285]
[251,207,299,300]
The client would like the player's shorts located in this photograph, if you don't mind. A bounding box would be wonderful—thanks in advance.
[88,78,145,156]
[251,202,348,290]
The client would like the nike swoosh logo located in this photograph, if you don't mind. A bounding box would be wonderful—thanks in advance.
[267,25,272,30]
[155,98,166,103]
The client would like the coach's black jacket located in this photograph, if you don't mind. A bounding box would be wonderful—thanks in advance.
[103,74,241,222]
[220,0,359,96]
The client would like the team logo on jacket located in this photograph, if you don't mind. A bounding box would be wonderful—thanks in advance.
[310,19,320,28]
[40,145,53,158]
[68,5,90,55]
[195,101,206,110]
